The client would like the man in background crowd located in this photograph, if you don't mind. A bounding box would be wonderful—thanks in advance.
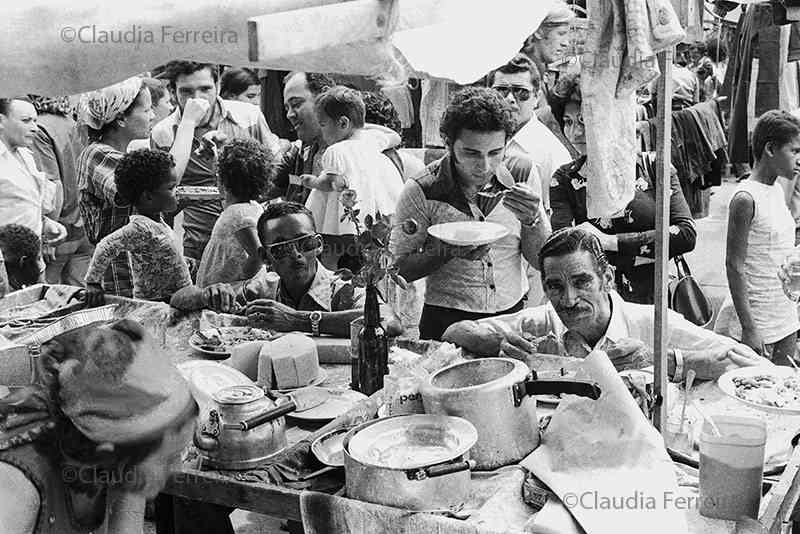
[30,95,92,286]
[268,71,336,204]
[0,97,66,260]
[152,60,282,261]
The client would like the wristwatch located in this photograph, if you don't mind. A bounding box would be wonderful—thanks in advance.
[309,311,322,337]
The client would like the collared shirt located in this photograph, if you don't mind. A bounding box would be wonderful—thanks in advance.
[481,290,741,360]
[506,115,572,210]
[243,261,365,312]
[85,214,192,302]
[390,154,542,314]
[0,139,57,236]
[151,97,281,188]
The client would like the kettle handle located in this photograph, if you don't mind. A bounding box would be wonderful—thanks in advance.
[229,401,297,431]
[513,374,601,407]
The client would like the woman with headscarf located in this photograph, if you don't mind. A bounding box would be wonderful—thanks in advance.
[0,318,197,533]
[548,74,697,304]
[76,77,155,298]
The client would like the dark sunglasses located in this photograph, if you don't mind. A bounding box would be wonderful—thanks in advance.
[492,85,533,102]
[265,234,322,259]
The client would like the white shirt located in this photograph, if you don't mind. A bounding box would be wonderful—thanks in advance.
[0,139,57,236]
[306,125,404,235]
[482,290,743,360]
[506,115,572,210]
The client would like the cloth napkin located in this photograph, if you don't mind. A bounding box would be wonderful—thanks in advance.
[521,350,688,534]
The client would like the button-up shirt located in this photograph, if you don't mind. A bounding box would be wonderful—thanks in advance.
[390,155,540,314]
[269,139,324,204]
[243,261,364,312]
[151,97,281,188]
[481,290,742,360]
[0,139,57,236]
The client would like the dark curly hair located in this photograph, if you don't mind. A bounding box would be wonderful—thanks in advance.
[439,86,516,146]
[361,91,401,135]
[114,149,175,206]
[217,138,273,201]
[162,61,219,91]
[0,223,41,262]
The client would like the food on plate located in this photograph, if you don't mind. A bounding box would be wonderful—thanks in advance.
[261,333,320,389]
[732,373,800,409]
[442,320,504,357]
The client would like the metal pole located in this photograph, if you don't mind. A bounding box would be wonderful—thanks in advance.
[653,49,674,432]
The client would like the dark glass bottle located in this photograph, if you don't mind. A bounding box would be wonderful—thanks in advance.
[356,285,388,395]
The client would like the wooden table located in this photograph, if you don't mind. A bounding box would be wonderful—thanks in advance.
[158,360,800,534]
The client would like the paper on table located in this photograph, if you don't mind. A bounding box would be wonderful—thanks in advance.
[522,350,687,534]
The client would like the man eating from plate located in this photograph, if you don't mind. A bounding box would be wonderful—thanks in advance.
[450,227,769,382]
[242,201,402,338]
[390,86,551,341]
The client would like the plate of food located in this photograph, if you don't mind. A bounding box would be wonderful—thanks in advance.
[717,365,800,414]
[189,327,277,359]
[428,221,509,247]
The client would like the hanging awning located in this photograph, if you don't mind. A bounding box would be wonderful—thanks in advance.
[1,0,557,96]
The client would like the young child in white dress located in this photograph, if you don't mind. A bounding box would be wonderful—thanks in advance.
[301,86,405,237]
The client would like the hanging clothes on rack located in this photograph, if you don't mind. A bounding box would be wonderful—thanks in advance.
[724,2,800,163]
[580,0,684,218]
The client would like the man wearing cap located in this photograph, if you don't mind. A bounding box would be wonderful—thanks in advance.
[0,318,198,534]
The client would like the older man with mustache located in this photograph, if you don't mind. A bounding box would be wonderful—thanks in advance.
[447,227,769,382]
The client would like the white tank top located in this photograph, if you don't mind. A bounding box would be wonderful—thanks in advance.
[715,179,799,344]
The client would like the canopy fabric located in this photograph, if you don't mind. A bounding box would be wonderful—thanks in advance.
[2,0,557,96]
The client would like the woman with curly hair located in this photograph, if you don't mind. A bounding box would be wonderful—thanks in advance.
[196,138,273,287]
[0,318,198,534]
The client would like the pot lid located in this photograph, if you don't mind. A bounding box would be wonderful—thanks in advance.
[212,384,265,405]
[347,414,477,470]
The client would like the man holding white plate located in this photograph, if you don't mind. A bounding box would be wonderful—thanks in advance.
[390,87,551,340]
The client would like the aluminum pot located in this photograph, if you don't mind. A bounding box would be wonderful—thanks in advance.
[193,384,287,470]
[343,414,477,511]
[421,357,601,470]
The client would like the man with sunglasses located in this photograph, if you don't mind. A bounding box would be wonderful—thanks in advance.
[242,202,400,338]
[489,54,572,213]
[489,54,572,306]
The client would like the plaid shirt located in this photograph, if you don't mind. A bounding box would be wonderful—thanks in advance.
[76,142,133,297]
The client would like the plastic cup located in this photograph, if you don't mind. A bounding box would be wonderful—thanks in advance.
[698,415,766,520]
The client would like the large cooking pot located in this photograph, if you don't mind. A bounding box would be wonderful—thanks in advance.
[343,414,477,511]
[421,357,601,470]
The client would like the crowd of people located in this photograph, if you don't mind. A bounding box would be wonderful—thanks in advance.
[0,1,798,531]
